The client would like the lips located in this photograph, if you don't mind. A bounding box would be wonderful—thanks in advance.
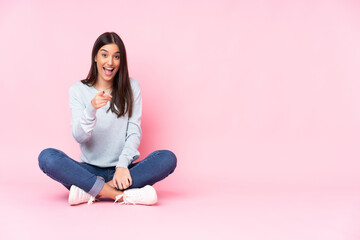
[103,67,114,76]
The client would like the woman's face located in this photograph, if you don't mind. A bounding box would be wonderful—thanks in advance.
[94,43,121,83]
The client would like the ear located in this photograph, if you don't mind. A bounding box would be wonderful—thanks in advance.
[94,55,97,62]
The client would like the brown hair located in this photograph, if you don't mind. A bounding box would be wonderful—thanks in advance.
[81,32,133,118]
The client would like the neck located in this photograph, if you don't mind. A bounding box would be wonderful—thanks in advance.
[94,79,113,91]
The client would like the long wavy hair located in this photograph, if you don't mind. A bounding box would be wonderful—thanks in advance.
[81,32,133,118]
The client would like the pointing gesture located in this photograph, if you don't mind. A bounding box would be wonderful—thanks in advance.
[91,90,112,109]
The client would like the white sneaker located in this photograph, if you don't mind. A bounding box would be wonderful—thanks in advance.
[114,185,157,205]
[68,185,96,205]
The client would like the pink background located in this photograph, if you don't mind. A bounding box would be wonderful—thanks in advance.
[1,0,360,239]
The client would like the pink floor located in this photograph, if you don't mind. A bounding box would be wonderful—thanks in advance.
[1,179,359,240]
[1,1,360,239]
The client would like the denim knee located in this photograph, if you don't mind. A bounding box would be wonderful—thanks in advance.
[158,150,177,174]
[38,148,60,173]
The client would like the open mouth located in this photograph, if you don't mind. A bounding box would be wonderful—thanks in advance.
[103,67,114,76]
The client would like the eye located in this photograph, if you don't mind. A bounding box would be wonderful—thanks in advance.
[102,53,107,57]
[115,55,120,59]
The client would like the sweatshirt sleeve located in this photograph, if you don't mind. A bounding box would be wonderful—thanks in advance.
[69,85,98,144]
[116,80,142,168]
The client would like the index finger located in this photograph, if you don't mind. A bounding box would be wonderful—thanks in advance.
[104,91,112,97]
[97,91,105,96]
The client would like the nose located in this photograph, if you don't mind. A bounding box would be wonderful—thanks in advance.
[107,56,113,66]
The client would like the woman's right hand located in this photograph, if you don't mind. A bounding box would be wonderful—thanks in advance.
[91,91,112,109]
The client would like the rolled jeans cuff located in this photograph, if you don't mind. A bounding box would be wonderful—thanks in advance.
[88,176,105,197]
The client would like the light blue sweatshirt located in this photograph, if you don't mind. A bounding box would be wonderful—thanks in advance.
[69,78,142,169]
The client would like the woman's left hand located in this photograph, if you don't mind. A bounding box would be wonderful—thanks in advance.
[113,167,132,190]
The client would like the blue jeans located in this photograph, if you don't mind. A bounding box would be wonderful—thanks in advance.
[38,148,177,197]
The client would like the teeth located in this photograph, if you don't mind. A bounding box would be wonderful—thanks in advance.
[105,67,114,70]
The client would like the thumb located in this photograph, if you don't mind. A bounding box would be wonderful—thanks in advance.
[113,178,118,189]
[98,91,105,96]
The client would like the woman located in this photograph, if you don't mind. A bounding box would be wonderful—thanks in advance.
[38,32,177,206]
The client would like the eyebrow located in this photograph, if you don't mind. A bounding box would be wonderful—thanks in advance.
[100,49,120,54]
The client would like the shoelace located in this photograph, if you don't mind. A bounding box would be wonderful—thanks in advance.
[87,196,96,205]
[113,193,137,205]
[113,194,127,205]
